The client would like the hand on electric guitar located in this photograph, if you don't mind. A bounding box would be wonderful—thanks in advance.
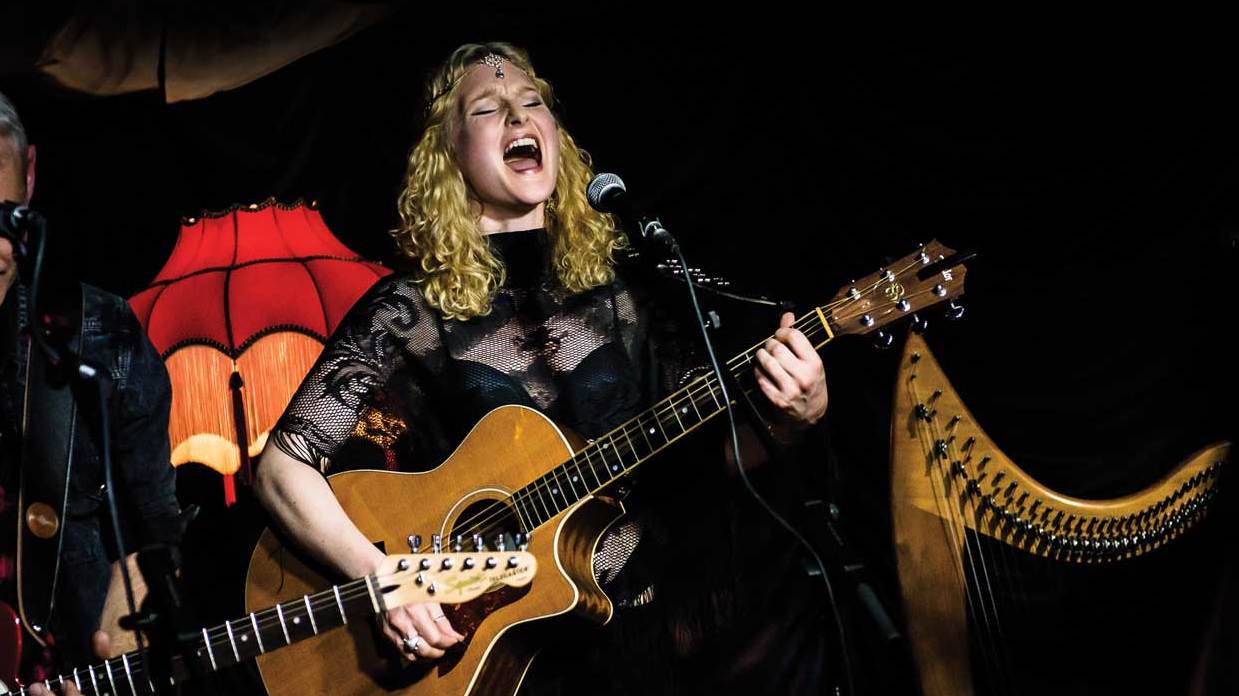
[381,601,465,662]
[754,311,829,440]
[25,634,111,695]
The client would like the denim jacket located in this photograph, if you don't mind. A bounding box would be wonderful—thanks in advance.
[1,281,181,667]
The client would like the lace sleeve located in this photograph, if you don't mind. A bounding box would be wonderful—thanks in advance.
[269,275,432,470]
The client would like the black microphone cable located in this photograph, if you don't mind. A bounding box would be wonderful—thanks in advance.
[587,173,856,696]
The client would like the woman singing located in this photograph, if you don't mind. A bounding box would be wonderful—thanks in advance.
[254,41,827,694]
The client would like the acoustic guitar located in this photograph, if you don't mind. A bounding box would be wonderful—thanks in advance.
[246,240,970,696]
[0,552,535,695]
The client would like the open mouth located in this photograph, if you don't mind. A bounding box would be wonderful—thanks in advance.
[503,137,542,172]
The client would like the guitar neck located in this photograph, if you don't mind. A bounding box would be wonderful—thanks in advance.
[20,575,386,696]
[508,309,839,529]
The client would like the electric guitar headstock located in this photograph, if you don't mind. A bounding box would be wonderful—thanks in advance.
[374,551,537,609]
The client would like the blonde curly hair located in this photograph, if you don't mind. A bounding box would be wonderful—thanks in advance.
[392,42,624,320]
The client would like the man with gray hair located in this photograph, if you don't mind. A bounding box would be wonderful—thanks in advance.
[1,89,35,303]
[1,90,182,694]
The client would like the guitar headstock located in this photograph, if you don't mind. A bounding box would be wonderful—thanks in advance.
[816,240,969,340]
[375,552,537,609]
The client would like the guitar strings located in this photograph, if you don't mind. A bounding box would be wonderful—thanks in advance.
[40,565,456,695]
[460,284,946,537]
[438,294,868,539]
[428,253,949,543]
[433,261,952,559]
[199,561,492,653]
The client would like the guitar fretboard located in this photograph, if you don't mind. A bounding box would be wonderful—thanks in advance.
[18,575,384,696]
[507,308,837,529]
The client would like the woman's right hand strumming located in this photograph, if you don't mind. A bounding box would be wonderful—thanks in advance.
[254,445,465,662]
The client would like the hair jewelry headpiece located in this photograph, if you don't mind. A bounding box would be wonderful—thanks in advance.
[480,53,506,79]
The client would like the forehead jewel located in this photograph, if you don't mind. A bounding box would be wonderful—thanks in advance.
[479,53,506,79]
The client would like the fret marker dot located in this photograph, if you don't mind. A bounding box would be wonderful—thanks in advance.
[293,617,301,624]
[552,488,560,496]
[649,427,655,434]
[602,442,609,448]
[681,407,688,414]
[611,464,620,472]
[241,634,249,642]
[571,475,579,482]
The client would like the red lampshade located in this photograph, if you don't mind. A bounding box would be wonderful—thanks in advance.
[130,199,390,503]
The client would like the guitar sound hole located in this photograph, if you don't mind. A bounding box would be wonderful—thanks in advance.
[449,498,526,551]
[430,498,532,674]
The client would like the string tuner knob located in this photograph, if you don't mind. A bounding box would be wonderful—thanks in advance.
[407,534,421,553]
[945,300,966,321]
[872,330,894,350]
[910,314,928,333]
[431,534,442,554]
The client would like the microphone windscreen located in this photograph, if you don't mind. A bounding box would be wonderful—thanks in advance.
[586,172,626,212]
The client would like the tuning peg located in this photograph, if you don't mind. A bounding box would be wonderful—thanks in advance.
[431,534,442,554]
[407,534,422,553]
[910,314,929,333]
[945,300,965,321]
[872,330,894,350]
[453,534,465,552]
[494,533,507,552]
[473,533,485,551]
[516,531,530,550]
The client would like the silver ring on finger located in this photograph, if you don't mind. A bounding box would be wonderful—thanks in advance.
[433,614,447,621]
[403,634,422,653]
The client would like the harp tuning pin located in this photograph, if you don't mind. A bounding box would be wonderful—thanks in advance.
[945,300,966,321]
[872,330,894,350]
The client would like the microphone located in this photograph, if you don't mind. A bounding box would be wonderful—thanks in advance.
[0,202,35,262]
[586,173,675,248]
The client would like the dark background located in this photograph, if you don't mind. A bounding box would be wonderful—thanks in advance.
[4,7,1236,695]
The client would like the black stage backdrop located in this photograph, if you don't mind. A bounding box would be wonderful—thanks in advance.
[4,9,1236,696]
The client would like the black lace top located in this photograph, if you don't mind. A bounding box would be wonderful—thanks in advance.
[271,229,701,476]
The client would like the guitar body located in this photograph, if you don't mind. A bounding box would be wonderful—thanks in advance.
[246,405,623,696]
[246,241,973,696]
[0,601,21,692]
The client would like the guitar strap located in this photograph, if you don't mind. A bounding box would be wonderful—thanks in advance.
[16,283,84,644]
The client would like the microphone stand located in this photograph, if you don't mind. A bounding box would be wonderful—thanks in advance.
[4,204,189,694]
[630,214,864,695]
